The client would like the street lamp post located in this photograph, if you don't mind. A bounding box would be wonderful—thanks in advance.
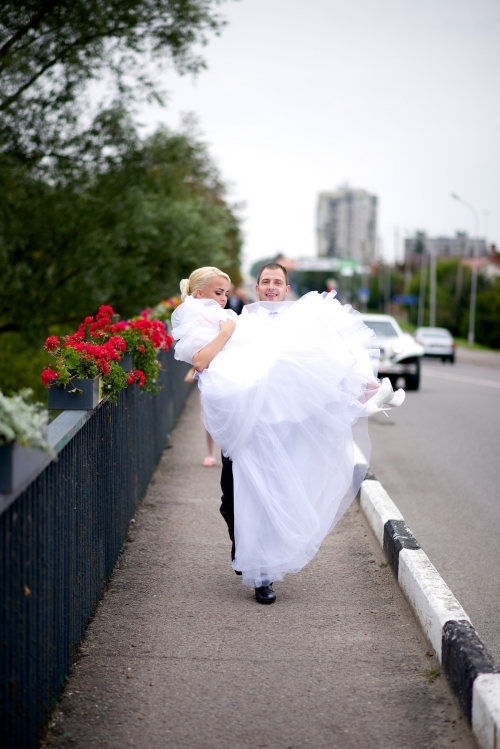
[451,193,480,345]
[429,248,437,327]
[417,254,428,329]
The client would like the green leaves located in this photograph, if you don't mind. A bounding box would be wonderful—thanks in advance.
[0,121,242,340]
[101,362,129,403]
[0,1,242,397]
[0,0,226,161]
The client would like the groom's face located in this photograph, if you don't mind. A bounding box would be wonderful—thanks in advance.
[256,269,290,302]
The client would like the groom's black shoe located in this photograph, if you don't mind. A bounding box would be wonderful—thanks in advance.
[231,541,242,575]
[255,584,276,604]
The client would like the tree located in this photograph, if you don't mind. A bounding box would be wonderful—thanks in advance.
[0,120,242,340]
[0,0,226,164]
[0,1,243,399]
[470,279,500,349]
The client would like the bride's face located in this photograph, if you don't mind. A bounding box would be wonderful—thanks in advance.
[196,276,231,309]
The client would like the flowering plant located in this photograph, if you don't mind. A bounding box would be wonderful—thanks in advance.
[141,297,182,325]
[119,319,173,393]
[41,304,174,400]
[41,306,129,402]
[0,389,54,455]
[79,306,173,391]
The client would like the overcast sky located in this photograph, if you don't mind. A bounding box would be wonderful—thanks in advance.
[139,0,500,270]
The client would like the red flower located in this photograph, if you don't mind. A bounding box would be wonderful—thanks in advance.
[126,369,145,386]
[163,334,173,351]
[111,321,127,332]
[44,336,60,352]
[65,332,85,346]
[109,336,126,352]
[97,305,114,319]
[102,342,121,360]
[137,344,146,354]
[41,368,59,386]
[83,316,94,325]
[97,359,109,375]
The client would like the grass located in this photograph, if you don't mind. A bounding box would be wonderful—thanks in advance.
[422,667,441,685]
[453,338,495,351]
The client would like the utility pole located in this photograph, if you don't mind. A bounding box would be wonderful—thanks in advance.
[417,256,427,329]
[451,194,480,345]
[454,261,463,308]
[429,249,437,327]
[384,265,391,314]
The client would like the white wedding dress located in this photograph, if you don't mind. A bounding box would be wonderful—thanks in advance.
[172,292,380,588]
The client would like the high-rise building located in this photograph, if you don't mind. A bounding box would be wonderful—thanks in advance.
[317,186,377,265]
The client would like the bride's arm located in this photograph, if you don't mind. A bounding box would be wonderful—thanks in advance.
[193,319,236,372]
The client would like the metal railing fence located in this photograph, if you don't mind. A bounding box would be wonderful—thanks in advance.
[0,350,191,748]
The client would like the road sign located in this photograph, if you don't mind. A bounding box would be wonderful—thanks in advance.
[392,294,417,306]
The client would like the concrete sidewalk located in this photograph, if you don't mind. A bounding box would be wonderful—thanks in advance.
[46,389,476,749]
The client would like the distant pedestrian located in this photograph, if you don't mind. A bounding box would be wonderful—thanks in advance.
[226,285,245,315]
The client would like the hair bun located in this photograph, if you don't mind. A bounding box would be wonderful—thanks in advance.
[179,278,190,301]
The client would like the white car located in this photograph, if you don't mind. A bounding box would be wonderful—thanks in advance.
[415,327,455,363]
[361,313,424,391]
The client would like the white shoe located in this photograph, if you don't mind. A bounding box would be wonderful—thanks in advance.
[364,378,405,416]
[387,388,405,408]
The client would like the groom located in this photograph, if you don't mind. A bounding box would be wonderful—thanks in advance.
[220,263,291,604]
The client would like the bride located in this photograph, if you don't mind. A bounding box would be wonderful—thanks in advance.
[171,265,404,603]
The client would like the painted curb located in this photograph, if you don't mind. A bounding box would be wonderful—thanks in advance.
[359,475,500,749]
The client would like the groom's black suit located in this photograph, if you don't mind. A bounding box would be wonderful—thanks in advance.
[220,454,235,542]
[219,298,244,542]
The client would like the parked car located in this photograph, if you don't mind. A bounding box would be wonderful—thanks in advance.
[414,327,455,363]
[360,313,424,391]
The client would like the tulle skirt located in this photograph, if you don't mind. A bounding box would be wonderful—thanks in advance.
[196,292,379,588]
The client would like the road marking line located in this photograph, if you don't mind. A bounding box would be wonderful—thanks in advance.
[424,369,500,389]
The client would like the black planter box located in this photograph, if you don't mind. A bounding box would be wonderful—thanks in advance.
[48,376,102,410]
[118,353,133,371]
[0,442,48,493]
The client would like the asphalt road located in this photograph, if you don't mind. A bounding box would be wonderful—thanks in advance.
[369,349,500,665]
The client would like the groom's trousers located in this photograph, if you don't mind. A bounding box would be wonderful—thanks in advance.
[220,453,235,542]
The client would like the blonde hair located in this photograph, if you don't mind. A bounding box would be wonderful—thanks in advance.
[179,267,231,301]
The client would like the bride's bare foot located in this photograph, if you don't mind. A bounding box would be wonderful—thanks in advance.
[202,456,216,467]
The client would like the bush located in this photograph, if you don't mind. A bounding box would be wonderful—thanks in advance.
[474,279,500,349]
